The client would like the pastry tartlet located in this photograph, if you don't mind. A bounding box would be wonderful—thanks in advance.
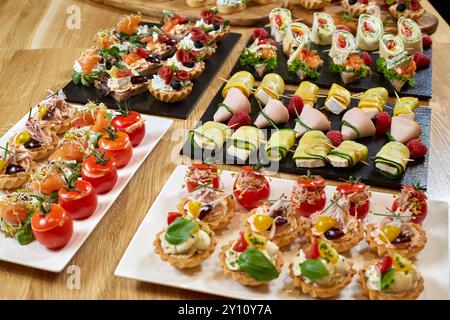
[308,196,364,253]
[196,8,230,42]
[365,212,427,258]
[154,216,216,269]
[0,152,33,191]
[219,231,283,286]
[289,237,355,299]
[358,252,424,300]
[389,2,425,21]
[217,0,247,14]
[148,66,193,103]
[298,0,330,11]
[342,0,374,17]
[166,48,205,80]
[161,12,192,42]
[178,27,217,60]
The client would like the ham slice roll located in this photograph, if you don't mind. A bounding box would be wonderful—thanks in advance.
[294,104,331,138]
[213,87,251,122]
[390,116,421,144]
[254,98,289,128]
[341,107,376,141]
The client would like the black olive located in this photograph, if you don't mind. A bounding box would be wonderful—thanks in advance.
[272,208,286,218]
[198,205,212,220]
[348,0,357,5]
[146,55,161,64]
[24,139,41,149]
[183,61,195,68]
[396,3,406,12]
[275,216,288,227]
[194,40,204,49]
[213,22,221,31]
[324,228,345,240]
[171,79,182,90]
[5,164,25,175]
[391,232,412,244]
[113,31,122,41]
[131,76,148,84]
[42,110,54,120]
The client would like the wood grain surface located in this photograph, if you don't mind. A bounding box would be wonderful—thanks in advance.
[0,0,448,299]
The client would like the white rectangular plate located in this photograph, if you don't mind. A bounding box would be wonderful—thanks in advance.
[115,165,449,300]
[0,113,173,272]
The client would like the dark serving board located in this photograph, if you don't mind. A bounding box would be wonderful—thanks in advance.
[180,83,431,190]
[230,29,432,100]
[63,23,241,119]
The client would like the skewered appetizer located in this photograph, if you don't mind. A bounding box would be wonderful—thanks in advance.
[165,48,205,79]
[357,87,388,119]
[254,98,289,129]
[389,116,421,144]
[219,231,283,286]
[379,33,405,59]
[154,215,216,269]
[377,51,416,91]
[254,73,286,106]
[294,81,319,107]
[335,178,370,219]
[324,83,351,115]
[311,13,336,46]
[359,252,424,300]
[214,88,251,123]
[269,8,292,43]
[72,49,106,87]
[190,121,232,151]
[290,237,355,298]
[184,163,221,193]
[233,166,270,211]
[240,29,277,77]
[161,11,191,42]
[388,0,425,21]
[328,141,368,168]
[392,183,427,224]
[365,209,427,258]
[393,96,419,119]
[398,17,423,54]
[297,0,331,11]
[227,126,264,161]
[245,197,304,247]
[148,66,193,103]
[222,71,255,98]
[138,26,177,60]
[195,8,230,41]
[282,22,311,56]
[217,0,247,14]
[294,104,331,138]
[356,14,383,51]
[374,141,410,178]
[289,172,327,218]
[341,107,376,140]
[265,128,296,161]
[178,27,217,60]
[293,130,333,168]
[342,0,376,17]
[309,195,364,252]
[0,146,33,190]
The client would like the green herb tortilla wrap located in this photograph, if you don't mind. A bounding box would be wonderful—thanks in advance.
[374,141,410,178]
[265,128,296,161]
[293,130,332,168]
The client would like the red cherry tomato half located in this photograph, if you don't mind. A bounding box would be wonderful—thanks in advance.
[233,167,270,211]
[136,48,149,58]
[392,199,427,225]
[98,131,133,168]
[186,163,220,193]
[112,111,146,147]
[58,180,98,220]
[167,212,183,225]
[81,155,118,194]
[305,237,320,259]
[377,255,393,275]
[232,232,248,252]
[295,195,326,218]
[31,204,73,250]
[391,185,428,224]
[349,197,370,220]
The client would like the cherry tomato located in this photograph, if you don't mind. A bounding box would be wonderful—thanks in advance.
[167,212,183,225]
[98,129,133,168]
[377,255,393,274]
[305,237,320,259]
[391,185,428,224]
[136,48,149,58]
[233,166,270,211]
[253,214,274,232]
[337,181,370,220]
[31,204,73,250]
[232,232,248,252]
[111,111,146,147]
[379,225,402,243]
[58,180,98,220]
[294,174,326,217]
[185,163,220,193]
[81,154,118,194]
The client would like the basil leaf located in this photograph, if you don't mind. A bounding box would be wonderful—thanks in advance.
[237,247,279,282]
[300,259,329,282]
[165,217,198,245]
[380,268,396,290]
[15,210,34,245]
[72,71,81,84]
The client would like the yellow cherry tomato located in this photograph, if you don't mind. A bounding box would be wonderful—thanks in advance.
[379,225,402,243]
[392,252,412,272]
[188,201,201,218]
[37,105,48,120]
[318,239,339,264]
[0,159,7,172]
[244,231,267,249]
[253,214,274,232]
[15,131,31,145]
[315,216,337,233]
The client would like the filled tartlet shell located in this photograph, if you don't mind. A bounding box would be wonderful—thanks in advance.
[389,5,425,21]
[188,61,206,80]
[213,31,230,42]
[299,0,329,11]
[153,223,217,269]
[11,134,58,161]
[341,1,369,17]
[289,261,356,299]
[177,195,236,231]
[217,2,246,15]
[358,264,424,300]
[148,82,193,103]
[219,242,284,286]
[365,223,427,258]
[0,171,30,190]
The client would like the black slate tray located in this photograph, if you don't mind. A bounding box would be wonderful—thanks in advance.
[230,29,432,99]
[180,83,431,190]
[63,23,241,119]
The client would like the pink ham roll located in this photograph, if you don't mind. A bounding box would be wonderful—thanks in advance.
[254,98,289,128]
[213,87,251,123]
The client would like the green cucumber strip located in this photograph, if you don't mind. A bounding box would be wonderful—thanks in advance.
[341,120,361,139]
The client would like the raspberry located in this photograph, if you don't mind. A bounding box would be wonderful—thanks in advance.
[422,33,432,49]
[413,51,431,69]
[360,51,372,66]
[375,112,391,134]
[407,139,428,158]
[287,95,304,117]
[252,28,269,41]
[228,111,251,130]
[336,25,352,33]
[410,0,422,11]
[326,130,343,147]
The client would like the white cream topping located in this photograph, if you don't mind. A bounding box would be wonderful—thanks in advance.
[160,229,211,258]
[151,75,175,92]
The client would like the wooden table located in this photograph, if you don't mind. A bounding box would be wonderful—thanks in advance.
[0,0,448,299]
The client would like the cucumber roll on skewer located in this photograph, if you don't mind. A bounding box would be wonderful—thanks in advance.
[374,141,410,178]
[226,126,264,161]
[265,128,296,162]
[222,71,255,98]
[254,73,286,106]
[328,141,368,168]
[357,87,388,119]
[393,97,419,119]
[190,121,232,151]
[294,81,319,107]
[293,130,333,168]
[324,83,351,115]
